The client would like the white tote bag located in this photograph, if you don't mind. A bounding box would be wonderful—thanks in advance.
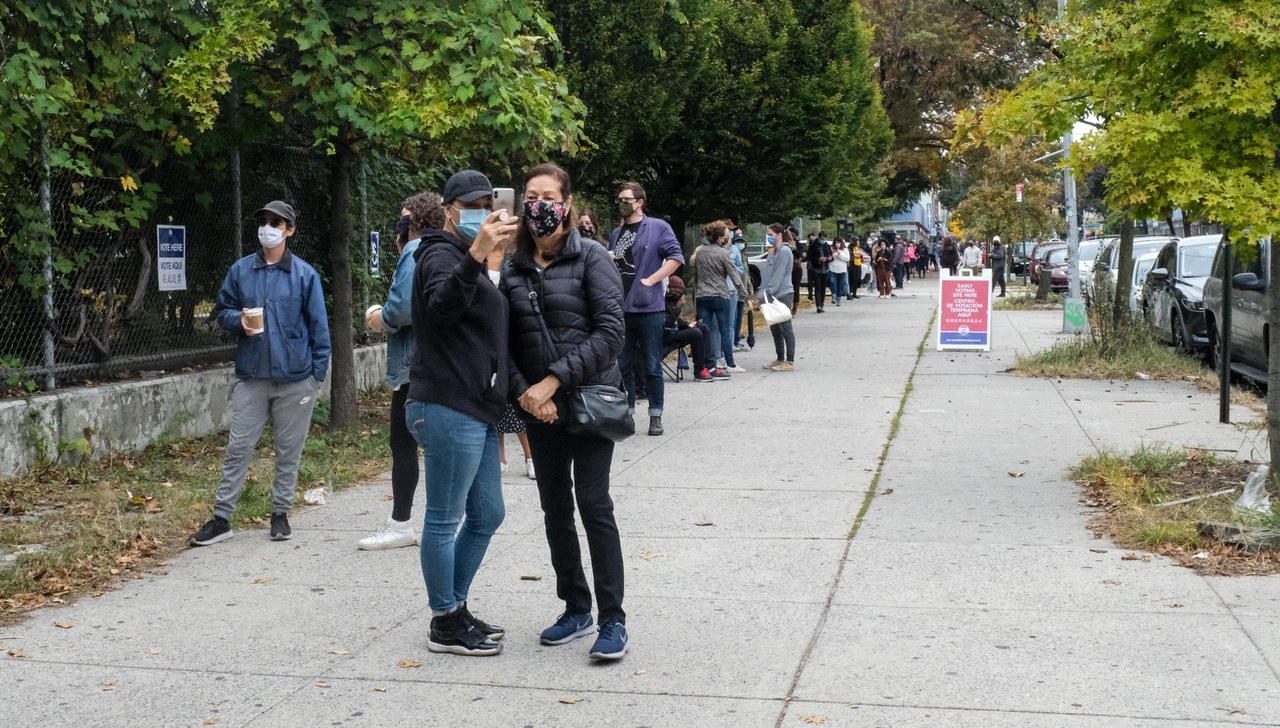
[759,291,793,326]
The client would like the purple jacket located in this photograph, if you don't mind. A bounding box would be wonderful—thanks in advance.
[608,216,685,314]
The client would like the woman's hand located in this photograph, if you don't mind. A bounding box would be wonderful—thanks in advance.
[534,401,558,424]
[469,210,519,263]
[519,375,561,413]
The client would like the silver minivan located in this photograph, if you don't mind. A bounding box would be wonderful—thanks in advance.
[1202,237,1270,382]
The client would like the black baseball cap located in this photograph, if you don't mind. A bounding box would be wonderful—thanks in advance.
[443,170,493,204]
[254,200,296,225]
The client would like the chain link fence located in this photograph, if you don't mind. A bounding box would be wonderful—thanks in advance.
[0,141,421,395]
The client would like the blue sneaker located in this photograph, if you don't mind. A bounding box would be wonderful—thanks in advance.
[540,611,594,646]
[589,620,628,661]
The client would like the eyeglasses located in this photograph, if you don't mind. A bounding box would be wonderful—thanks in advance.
[258,216,286,227]
[616,197,638,204]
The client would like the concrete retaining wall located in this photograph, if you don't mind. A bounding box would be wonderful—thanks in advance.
[0,344,388,479]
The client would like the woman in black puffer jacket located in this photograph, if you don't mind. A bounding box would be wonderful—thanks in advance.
[502,162,631,661]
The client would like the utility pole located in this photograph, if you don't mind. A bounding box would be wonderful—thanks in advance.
[1060,0,1086,333]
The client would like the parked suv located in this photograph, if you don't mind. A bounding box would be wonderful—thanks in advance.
[1090,235,1176,301]
[1202,237,1270,383]
[1141,235,1217,353]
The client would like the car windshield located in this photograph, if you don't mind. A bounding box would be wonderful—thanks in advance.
[1077,241,1099,262]
[1047,248,1068,265]
[1131,241,1169,260]
[1178,243,1215,277]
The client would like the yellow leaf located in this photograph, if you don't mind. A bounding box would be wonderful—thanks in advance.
[120,176,139,192]
[54,621,74,629]
[559,697,583,704]
[252,577,275,584]
[398,659,422,668]
[800,715,827,725]
[8,649,27,658]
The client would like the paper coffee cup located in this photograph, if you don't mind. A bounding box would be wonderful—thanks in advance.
[245,307,264,335]
[365,304,383,318]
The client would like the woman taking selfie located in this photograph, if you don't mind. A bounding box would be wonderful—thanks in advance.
[502,163,631,661]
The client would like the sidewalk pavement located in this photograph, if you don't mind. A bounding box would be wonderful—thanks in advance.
[3,280,1278,727]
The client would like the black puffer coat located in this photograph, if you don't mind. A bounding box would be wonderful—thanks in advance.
[503,230,625,421]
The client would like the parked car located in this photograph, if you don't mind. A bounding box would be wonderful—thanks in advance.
[1076,239,1102,282]
[1010,241,1037,275]
[1029,241,1067,284]
[1202,237,1271,383]
[1091,235,1176,297]
[1141,235,1217,353]
[1130,252,1159,314]
[1039,246,1072,292]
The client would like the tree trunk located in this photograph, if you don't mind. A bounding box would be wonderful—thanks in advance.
[1112,212,1134,330]
[327,142,358,430]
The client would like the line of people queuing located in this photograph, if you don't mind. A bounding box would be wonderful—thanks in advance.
[187,166,815,666]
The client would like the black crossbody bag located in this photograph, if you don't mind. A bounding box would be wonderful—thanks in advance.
[527,285,635,442]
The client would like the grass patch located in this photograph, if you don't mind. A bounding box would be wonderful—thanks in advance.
[1072,444,1280,575]
[0,391,393,623]
[1015,320,1206,380]
[994,292,1064,311]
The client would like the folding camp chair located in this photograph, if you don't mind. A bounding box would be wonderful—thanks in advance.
[661,345,689,382]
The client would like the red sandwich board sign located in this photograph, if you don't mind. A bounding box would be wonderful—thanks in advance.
[938,270,992,351]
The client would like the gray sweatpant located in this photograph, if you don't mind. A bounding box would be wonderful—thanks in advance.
[214,377,318,519]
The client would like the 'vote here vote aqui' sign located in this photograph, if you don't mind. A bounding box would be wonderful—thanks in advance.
[156,225,187,292]
[937,270,992,351]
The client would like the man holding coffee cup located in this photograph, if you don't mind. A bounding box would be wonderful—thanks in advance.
[191,200,332,547]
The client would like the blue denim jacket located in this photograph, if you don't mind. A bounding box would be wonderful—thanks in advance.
[380,238,419,390]
[727,242,744,302]
[214,249,331,383]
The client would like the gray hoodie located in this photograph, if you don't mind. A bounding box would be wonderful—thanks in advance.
[760,243,795,300]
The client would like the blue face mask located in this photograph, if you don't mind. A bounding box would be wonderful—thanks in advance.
[454,207,488,241]
[766,235,778,246]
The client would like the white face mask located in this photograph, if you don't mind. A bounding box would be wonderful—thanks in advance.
[258,225,285,249]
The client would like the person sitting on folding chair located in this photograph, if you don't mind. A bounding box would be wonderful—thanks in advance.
[663,276,716,383]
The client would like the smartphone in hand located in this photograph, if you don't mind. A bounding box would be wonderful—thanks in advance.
[492,187,516,219]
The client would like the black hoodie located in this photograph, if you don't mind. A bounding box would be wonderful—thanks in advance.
[408,229,509,426]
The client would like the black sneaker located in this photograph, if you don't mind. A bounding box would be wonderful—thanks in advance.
[428,609,502,656]
[190,516,233,547]
[458,602,504,642]
[270,512,291,541]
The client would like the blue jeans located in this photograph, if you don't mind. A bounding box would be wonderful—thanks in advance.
[405,400,505,614]
[828,271,849,303]
[620,311,665,416]
[696,296,735,368]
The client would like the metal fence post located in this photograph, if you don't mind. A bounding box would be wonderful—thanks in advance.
[39,125,56,391]
[360,156,370,316]
[230,82,243,261]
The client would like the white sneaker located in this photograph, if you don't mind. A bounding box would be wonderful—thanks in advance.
[725,364,746,373]
[526,459,536,480]
[733,342,749,352]
[357,517,417,551]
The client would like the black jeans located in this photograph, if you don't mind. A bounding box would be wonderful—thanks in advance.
[664,324,712,371]
[992,267,1007,295]
[389,385,420,521]
[526,423,625,624]
[892,264,905,289]
[809,269,827,309]
[791,268,803,307]
[770,293,796,362]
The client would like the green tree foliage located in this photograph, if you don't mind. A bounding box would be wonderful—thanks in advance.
[548,0,892,234]
[985,0,1280,474]
[949,126,1061,241]
[167,0,587,428]
[861,0,1043,212]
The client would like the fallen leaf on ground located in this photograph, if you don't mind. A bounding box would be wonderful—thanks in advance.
[639,551,667,561]
[398,659,421,668]
[1102,579,1121,585]
[695,522,715,527]
[330,649,351,656]
[148,648,160,655]
[54,622,73,629]
[1222,707,1246,715]
[559,697,583,704]
[1008,471,1025,478]
[1121,553,1150,562]
[252,577,275,584]
[315,681,329,688]
[203,721,216,726]
[381,495,394,501]
[1089,549,1107,553]
[519,575,542,581]
[877,488,894,495]
[101,683,116,691]
[800,715,827,724]
[374,687,386,693]
[7,649,26,658]
[144,500,163,514]
[634,669,648,675]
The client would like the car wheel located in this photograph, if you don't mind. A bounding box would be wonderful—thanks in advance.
[1171,308,1190,354]
[1209,326,1224,371]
